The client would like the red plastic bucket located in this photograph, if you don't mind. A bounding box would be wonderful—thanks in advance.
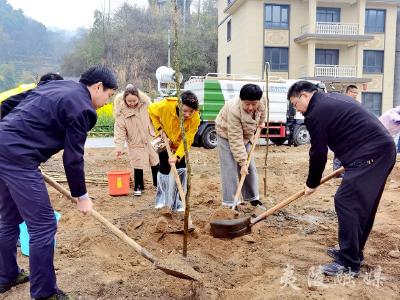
[106,170,131,196]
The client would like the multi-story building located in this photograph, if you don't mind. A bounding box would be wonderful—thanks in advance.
[218,0,400,115]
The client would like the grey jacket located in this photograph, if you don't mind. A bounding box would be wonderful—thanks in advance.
[215,96,266,166]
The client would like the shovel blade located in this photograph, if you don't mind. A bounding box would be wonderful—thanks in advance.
[210,216,251,238]
[155,256,202,281]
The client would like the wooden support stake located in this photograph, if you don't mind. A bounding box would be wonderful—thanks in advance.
[263,63,270,198]
[172,0,190,257]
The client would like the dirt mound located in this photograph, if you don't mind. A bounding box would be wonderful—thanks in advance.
[209,208,237,221]
[3,147,400,299]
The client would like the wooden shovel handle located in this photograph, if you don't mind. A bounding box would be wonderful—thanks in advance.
[232,127,262,210]
[41,172,156,263]
[162,133,187,208]
[251,166,345,225]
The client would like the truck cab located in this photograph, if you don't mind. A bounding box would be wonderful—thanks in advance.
[183,74,325,149]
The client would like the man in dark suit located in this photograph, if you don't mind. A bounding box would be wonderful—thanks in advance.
[0,66,117,299]
[287,81,396,277]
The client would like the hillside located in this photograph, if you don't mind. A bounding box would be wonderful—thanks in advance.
[0,0,75,90]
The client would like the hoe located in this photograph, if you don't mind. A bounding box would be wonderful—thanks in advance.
[210,167,344,238]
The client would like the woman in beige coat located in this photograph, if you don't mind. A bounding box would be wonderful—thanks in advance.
[114,85,159,196]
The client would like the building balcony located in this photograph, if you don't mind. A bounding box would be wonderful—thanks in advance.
[301,65,371,83]
[295,22,374,45]
[315,64,357,77]
[306,22,359,35]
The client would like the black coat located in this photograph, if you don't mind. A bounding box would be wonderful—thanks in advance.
[304,92,394,188]
[0,80,97,197]
[0,81,51,120]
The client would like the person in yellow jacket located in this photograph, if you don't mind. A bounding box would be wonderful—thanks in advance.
[0,83,36,103]
[1,73,63,120]
[148,91,200,210]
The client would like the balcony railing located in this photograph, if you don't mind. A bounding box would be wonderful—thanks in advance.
[314,65,357,78]
[301,22,359,35]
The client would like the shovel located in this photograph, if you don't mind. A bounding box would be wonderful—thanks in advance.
[210,167,345,238]
[41,172,200,281]
[162,133,195,233]
[231,127,261,210]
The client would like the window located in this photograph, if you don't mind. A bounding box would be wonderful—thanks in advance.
[363,50,384,73]
[317,7,340,23]
[365,9,385,32]
[315,49,339,65]
[227,20,231,42]
[362,93,382,116]
[227,55,231,74]
[265,4,289,29]
[265,47,288,71]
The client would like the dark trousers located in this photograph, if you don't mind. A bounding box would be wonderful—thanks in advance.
[158,151,186,175]
[0,156,57,298]
[133,165,159,189]
[334,145,396,271]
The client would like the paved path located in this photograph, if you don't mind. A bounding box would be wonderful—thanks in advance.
[85,137,115,148]
[84,137,276,149]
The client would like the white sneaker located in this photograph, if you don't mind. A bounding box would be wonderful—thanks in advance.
[221,202,239,211]
[134,188,142,196]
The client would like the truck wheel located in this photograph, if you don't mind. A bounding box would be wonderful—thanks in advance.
[293,125,310,146]
[201,126,217,149]
[270,137,286,146]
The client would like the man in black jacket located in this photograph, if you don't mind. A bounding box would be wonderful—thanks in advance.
[0,66,117,299]
[287,81,396,276]
[0,73,64,120]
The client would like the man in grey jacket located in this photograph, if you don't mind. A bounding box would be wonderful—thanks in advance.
[215,84,266,210]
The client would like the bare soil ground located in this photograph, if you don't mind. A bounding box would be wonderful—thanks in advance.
[2,145,400,300]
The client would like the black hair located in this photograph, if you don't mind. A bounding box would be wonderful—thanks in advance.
[239,84,263,101]
[287,81,318,100]
[79,65,118,90]
[39,73,63,82]
[345,85,358,93]
[181,90,199,110]
[123,84,139,99]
